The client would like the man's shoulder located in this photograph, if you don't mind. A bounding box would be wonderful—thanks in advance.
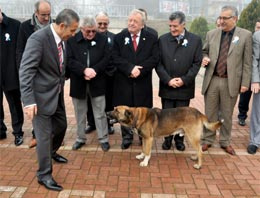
[236,26,252,36]
[253,30,260,40]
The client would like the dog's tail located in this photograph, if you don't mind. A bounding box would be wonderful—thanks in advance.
[202,116,223,131]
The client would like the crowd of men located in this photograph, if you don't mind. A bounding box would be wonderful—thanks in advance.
[1,0,259,191]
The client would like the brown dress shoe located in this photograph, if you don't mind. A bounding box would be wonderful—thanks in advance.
[221,145,236,155]
[202,144,211,151]
[29,138,37,148]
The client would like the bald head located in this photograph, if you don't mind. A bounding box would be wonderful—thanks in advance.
[35,0,51,25]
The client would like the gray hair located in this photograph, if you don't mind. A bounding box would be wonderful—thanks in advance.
[95,11,109,18]
[169,11,186,24]
[80,16,96,28]
[128,9,145,24]
[221,5,238,17]
[55,9,79,26]
[34,0,51,12]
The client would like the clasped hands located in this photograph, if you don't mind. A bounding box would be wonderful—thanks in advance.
[84,68,96,80]
[130,65,143,78]
[168,77,184,88]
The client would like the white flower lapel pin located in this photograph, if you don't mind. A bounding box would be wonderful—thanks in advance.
[108,37,111,43]
[182,39,188,47]
[143,37,146,41]
[124,37,130,45]
[91,41,96,46]
[5,33,11,41]
[232,36,239,44]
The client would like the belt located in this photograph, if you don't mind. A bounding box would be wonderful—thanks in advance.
[213,73,228,78]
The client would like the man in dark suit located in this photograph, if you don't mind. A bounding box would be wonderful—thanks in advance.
[201,6,252,155]
[19,9,79,191]
[113,9,159,149]
[0,9,24,146]
[16,0,52,148]
[138,8,158,38]
[85,11,116,135]
[67,16,110,152]
[156,11,202,151]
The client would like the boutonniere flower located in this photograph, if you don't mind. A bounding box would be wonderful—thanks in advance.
[143,37,146,41]
[108,37,111,43]
[5,33,11,41]
[91,41,96,46]
[232,36,239,44]
[182,39,188,47]
[124,37,130,45]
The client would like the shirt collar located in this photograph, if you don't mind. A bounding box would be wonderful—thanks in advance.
[50,23,62,46]
[131,31,141,37]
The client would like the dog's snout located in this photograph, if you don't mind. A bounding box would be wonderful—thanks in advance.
[106,111,118,124]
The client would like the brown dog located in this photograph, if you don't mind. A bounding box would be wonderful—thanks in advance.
[108,105,223,169]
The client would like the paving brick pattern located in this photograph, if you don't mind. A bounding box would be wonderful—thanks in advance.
[1,71,259,197]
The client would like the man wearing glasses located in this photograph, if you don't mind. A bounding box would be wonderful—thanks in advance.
[201,5,252,155]
[84,12,116,135]
[16,0,52,148]
[67,16,110,152]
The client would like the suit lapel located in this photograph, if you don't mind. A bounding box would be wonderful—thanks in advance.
[136,30,145,54]
[215,29,222,58]
[228,27,239,55]
[46,26,60,70]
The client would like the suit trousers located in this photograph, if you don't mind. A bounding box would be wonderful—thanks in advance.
[0,87,24,136]
[72,85,108,143]
[238,90,252,120]
[202,76,237,147]
[33,93,67,181]
[249,93,260,147]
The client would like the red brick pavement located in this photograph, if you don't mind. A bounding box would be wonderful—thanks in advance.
[1,72,260,198]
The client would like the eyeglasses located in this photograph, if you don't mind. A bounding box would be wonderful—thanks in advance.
[218,16,233,21]
[98,22,108,26]
[82,29,96,34]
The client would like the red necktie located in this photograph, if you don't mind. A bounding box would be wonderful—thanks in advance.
[58,42,63,72]
[132,34,138,51]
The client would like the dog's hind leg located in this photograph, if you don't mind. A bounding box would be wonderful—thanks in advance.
[136,137,145,160]
[186,129,202,169]
[140,137,153,167]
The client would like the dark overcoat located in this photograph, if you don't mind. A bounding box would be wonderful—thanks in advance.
[156,30,202,100]
[112,29,159,108]
[0,13,20,91]
[67,31,110,99]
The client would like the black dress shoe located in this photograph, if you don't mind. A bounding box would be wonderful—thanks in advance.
[121,141,132,150]
[238,118,246,126]
[72,141,85,150]
[162,136,173,150]
[14,135,23,146]
[38,178,63,191]
[174,134,185,151]
[52,153,68,163]
[101,142,110,152]
[85,125,96,134]
[108,126,114,135]
[0,133,7,140]
[247,145,258,154]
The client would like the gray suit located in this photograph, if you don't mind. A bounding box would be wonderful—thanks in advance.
[202,27,252,147]
[250,31,260,147]
[19,25,67,181]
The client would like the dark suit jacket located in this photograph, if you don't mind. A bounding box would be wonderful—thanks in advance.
[67,31,110,99]
[19,25,66,115]
[156,30,202,100]
[112,29,159,107]
[0,13,20,91]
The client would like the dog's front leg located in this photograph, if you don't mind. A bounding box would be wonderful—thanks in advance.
[136,137,145,160]
[140,137,153,167]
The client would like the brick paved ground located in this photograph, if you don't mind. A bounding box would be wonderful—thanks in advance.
[1,70,260,198]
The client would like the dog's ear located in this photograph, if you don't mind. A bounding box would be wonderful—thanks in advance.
[124,109,133,119]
